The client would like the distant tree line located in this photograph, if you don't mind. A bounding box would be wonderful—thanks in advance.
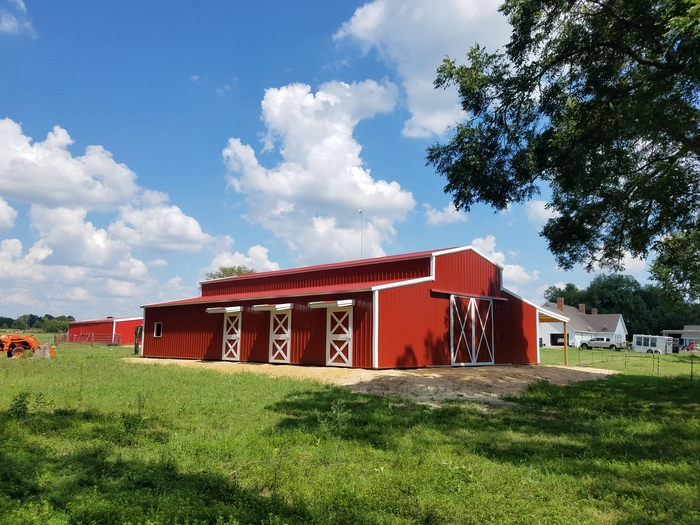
[544,275,700,338]
[0,314,76,333]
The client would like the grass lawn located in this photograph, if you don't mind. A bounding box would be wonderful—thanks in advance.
[1,346,699,524]
[540,346,700,378]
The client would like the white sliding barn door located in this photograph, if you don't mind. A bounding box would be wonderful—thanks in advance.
[450,296,494,366]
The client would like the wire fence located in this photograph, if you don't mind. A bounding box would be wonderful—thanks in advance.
[541,347,699,379]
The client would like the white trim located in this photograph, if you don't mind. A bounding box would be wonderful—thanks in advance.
[253,303,292,312]
[371,275,434,292]
[308,299,355,309]
[372,289,379,369]
[206,306,242,314]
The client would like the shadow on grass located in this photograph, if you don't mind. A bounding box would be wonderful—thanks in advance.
[0,407,311,525]
[270,374,700,520]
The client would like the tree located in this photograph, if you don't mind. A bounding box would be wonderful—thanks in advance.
[44,319,69,333]
[204,265,257,280]
[427,0,700,275]
[649,224,700,300]
[543,282,583,306]
[546,274,694,335]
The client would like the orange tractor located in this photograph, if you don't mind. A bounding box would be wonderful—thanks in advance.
[1,334,41,358]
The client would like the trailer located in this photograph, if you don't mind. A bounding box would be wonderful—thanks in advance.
[631,334,673,354]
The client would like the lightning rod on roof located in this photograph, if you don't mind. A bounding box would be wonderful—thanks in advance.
[359,209,363,259]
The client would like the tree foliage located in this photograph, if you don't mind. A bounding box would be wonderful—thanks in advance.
[204,265,257,280]
[427,0,700,275]
[649,223,700,300]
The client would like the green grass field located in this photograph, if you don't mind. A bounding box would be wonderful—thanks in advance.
[540,346,700,378]
[1,346,699,524]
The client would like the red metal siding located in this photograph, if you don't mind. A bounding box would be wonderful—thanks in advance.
[493,296,539,364]
[69,321,112,342]
[68,318,142,345]
[375,250,536,367]
[143,292,374,366]
[201,257,431,296]
[112,319,142,345]
[432,249,502,297]
[376,282,451,368]
[142,305,222,359]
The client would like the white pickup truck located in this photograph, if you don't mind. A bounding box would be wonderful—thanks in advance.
[579,337,626,351]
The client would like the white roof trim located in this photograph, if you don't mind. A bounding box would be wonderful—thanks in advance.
[206,306,242,314]
[252,303,292,312]
[308,299,355,309]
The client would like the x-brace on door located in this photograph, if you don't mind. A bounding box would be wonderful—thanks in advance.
[450,295,494,366]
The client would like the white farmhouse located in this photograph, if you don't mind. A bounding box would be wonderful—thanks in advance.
[539,297,628,348]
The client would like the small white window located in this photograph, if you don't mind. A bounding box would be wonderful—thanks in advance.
[154,322,163,338]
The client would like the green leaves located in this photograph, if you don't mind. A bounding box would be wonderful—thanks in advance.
[427,0,700,274]
[204,265,257,280]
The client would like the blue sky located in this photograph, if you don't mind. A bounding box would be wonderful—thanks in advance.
[0,0,648,321]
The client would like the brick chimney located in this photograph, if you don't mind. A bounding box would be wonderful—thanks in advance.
[591,308,598,315]
[579,303,586,313]
[557,297,564,311]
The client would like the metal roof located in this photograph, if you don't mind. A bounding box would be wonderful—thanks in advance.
[142,281,377,309]
[69,316,142,324]
[540,302,625,333]
[662,329,700,335]
[196,245,499,286]
[199,247,447,285]
[144,245,500,309]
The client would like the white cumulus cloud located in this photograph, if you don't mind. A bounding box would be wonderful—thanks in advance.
[109,190,215,252]
[334,0,509,138]
[0,119,139,211]
[0,0,34,36]
[206,245,280,277]
[471,235,540,291]
[0,197,17,230]
[223,80,415,264]
[0,118,244,319]
[424,202,467,225]
[525,200,558,226]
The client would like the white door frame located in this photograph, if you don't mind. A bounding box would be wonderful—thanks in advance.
[326,306,353,367]
[269,310,291,363]
[222,311,241,361]
[450,295,494,366]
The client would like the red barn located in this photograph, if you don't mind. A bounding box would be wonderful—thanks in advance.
[140,246,553,368]
[68,316,143,346]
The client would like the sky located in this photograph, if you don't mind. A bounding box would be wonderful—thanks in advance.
[0,0,649,321]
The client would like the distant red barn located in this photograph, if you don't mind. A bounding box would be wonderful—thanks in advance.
[140,246,556,368]
[68,316,143,346]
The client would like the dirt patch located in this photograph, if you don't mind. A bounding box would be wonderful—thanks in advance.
[124,358,618,406]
